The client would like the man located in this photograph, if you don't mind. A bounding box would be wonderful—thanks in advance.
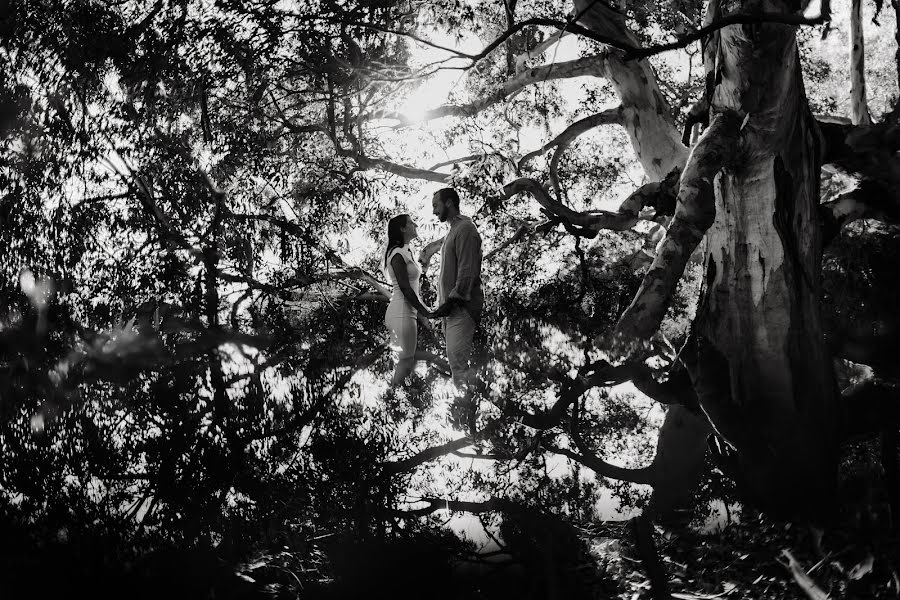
[430,187,483,391]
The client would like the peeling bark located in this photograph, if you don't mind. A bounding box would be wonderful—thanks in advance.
[574,0,688,180]
[689,0,839,516]
[614,111,741,341]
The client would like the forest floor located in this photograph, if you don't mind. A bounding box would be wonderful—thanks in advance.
[3,500,898,600]
[579,510,900,600]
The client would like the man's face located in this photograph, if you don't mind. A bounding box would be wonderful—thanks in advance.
[432,194,449,222]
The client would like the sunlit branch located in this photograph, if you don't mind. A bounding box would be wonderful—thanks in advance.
[613,111,742,343]
[502,177,646,235]
[820,189,900,244]
[390,496,513,518]
[519,106,623,172]
[414,350,452,375]
[382,436,473,475]
[352,153,449,182]
[514,30,571,73]
[429,154,482,171]
[368,55,607,125]
[418,237,444,271]
[849,0,872,126]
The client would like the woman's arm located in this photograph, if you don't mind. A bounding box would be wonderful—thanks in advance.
[391,254,432,316]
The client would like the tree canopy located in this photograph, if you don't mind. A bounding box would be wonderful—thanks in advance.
[3,0,900,598]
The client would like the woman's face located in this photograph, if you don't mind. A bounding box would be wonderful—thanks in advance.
[402,217,418,242]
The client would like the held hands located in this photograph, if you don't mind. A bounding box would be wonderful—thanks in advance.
[429,302,454,318]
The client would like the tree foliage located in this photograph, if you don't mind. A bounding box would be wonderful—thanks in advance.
[3,0,900,597]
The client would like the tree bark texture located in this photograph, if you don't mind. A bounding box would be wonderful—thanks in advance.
[850,0,872,126]
[692,0,839,515]
[574,0,688,180]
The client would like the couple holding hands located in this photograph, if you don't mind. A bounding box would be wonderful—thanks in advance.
[383,187,483,390]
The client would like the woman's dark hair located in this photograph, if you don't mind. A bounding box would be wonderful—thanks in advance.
[384,214,410,269]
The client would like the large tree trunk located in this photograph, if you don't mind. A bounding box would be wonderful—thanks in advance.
[850,0,872,126]
[691,1,840,515]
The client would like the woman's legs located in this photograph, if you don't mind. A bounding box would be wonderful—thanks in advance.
[385,313,417,386]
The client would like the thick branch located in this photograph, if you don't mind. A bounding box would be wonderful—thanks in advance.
[819,189,900,244]
[392,496,513,518]
[547,443,656,485]
[612,111,742,343]
[850,0,872,126]
[514,29,571,72]
[382,436,473,475]
[352,154,449,183]
[502,178,644,234]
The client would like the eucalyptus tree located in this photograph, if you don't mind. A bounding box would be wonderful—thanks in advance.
[293,0,900,521]
[4,2,900,581]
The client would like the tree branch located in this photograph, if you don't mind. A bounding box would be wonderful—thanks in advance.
[369,55,608,125]
[546,442,656,485]
[382,436,473,475]
[391,496,513,518]
[820,188,900,244]
[849,0,872,126]
[611,111,742,343]
[518,106,623,171]
[502,178,645,235]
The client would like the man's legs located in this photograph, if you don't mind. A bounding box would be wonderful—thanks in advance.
[444,306,476,391]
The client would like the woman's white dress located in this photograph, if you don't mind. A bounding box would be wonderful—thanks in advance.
[384,245,422,360]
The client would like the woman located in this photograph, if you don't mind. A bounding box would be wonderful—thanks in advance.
[383,214,433,386]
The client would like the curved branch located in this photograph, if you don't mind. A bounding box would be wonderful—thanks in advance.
[546,443,656,485]
[502,178,644,233]
[518,106,623,171]
[566,397,656,484]
[820,188,900,244]
[611,111,742,343]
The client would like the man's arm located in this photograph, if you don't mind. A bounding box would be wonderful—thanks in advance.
[447,223,482,303]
